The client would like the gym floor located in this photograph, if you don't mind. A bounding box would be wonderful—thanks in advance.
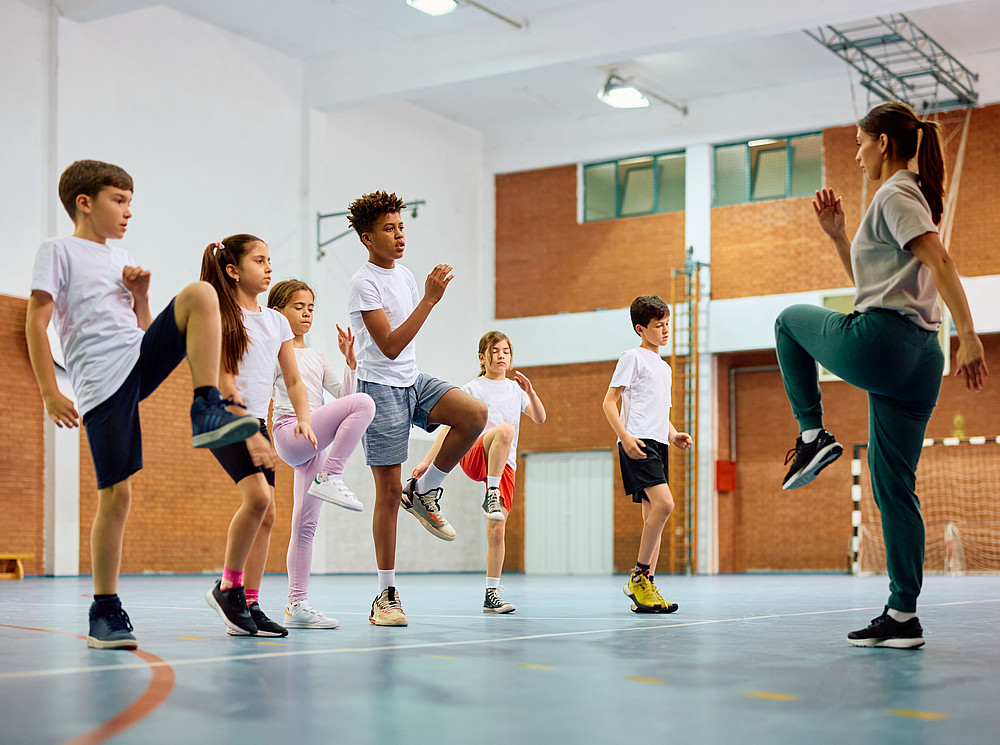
[2,573,999,745]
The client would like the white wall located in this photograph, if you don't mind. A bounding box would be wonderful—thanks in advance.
[308,101,491,574]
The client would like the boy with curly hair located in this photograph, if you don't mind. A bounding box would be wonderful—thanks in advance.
[346,191,486,626]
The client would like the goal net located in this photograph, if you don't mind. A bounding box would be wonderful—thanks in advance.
[851,437,1000,575]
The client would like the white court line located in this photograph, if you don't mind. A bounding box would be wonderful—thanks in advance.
[3,598,999,682]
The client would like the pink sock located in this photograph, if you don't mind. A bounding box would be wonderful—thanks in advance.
[222,567,244,589]
[245,588,260,607]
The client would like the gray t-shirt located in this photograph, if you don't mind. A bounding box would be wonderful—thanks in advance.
[851,170,941,330]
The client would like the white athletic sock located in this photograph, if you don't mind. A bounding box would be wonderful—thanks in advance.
[801,428,821,444]
[887,608,916,622]
[486,576,501,589]
[416,463,448,493]
[377,569,395,592]
[486,476,501,489]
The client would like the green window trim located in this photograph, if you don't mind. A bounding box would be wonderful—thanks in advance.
[583,151,685,222]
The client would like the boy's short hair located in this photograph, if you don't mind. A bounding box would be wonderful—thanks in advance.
[347,191,406,241]
[58,160,133,221]
[630,295,670,330]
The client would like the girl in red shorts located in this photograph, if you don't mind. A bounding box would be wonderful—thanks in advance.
[412,331,545,612]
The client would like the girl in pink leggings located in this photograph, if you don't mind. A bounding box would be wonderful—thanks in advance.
[268,280,375,629]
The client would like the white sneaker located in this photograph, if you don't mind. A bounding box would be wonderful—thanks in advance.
[308,474,364,512]
[283,599,340,629]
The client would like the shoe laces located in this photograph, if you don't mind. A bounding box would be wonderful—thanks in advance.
[219,397,247,411]
[417,488,444,514]
[784,443,802,465]
[104,608,134,633]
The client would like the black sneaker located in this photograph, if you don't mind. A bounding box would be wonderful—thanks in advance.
[87,598,138,649]
[190,389,259,449]
[483,587,515,614]
[481,487,504,521]
[782,429,843,490]
[206,580,257,635]
[240,603,288,637]
[848,607,925,649]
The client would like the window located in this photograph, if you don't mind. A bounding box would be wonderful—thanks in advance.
[583,151,685,222]
[713,133,822,206]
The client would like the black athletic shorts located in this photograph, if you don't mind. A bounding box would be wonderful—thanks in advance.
[618,438,669,504]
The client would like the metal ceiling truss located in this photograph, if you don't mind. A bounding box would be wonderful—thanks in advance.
[807,13,978,112]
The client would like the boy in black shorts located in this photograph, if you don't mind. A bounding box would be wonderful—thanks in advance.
[602,296,692,613]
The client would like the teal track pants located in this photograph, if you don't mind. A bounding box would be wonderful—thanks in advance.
[774,305,943,612]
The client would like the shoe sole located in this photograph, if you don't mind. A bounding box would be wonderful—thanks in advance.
[205,587,257,635]
[401,494,457,541]
[481,508,505,521]
[192,416,260,449]
[226,627,286,637]
[283,619,340,629]
[86,635,138,649]
[369,615,408,627]
[483,606,516,614]
[782,444,843,490]
[848,636,925,649]
[308,488,364,512]
[624,583,678,613]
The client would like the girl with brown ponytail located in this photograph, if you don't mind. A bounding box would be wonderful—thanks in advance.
[774,101,988,649]
[200,234,318,637]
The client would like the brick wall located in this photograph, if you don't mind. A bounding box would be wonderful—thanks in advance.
[496,103,1000,574]
[717,335,1000,572]
[77,362,295,575]
[0,295,45,576]
[495,166,687,319]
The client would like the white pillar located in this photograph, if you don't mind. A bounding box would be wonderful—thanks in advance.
[685,143,717,575]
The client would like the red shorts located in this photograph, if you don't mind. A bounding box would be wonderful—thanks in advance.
[460,432,516,511]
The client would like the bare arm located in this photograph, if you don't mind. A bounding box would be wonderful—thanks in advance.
[513,371,546,424]
[277,339,317,448]
[25,291,79,427]
[668,420,693,449]
[361,264,453,360]
[122,266,152,331]
[813,189,855,285]
[602,386,645,459]
[909,232,989,391]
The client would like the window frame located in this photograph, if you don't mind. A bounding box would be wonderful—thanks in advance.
[713,132,822,207]
[582,150,686,222]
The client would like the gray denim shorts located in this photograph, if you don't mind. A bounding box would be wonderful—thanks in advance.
[358,373,456,466]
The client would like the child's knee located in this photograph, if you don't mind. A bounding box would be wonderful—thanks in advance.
[495,423,515,445]
[355,393,376,419]
[100,481,132,517]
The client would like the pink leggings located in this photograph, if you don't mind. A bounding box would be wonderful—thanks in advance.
[272,393,375,602]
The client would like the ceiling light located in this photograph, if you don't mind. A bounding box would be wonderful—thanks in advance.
[598,73,688,115]
[406,0,458,16]
[598,74,649,109]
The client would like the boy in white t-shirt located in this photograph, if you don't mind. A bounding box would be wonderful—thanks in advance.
[602,295,692,613]
[346,191,487,627]
[25,160,258,649]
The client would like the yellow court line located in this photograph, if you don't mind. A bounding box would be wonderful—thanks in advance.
[176,637,205,641]
[887,709,950,721]
[625,676,664,685]
[518,664,555,670]
[422,654,454,659]
[745,691,798,701]
[253,641,285,646]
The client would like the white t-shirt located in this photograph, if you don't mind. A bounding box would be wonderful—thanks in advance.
[235,307,293,418]
[609,347,672,445]
[347,262,420,387]
[852,169,942,331]
[272,346,356,420]
[30,236,145,417]
[461,376,530,471]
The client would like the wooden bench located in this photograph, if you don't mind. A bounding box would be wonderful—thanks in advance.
[0,553,34,580]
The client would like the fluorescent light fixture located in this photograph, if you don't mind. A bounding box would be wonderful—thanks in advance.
[598,74,649,109]
[406,0,458,16]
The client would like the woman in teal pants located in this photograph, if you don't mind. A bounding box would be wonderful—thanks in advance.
[775,101,988,649]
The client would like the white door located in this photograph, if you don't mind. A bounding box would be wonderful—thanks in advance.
[523,451,613,574]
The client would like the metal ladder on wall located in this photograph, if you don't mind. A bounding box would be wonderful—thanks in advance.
[667,249,702,575]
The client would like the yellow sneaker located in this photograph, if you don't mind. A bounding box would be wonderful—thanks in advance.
[648,579,679,614]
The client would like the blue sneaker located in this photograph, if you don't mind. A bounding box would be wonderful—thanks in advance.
[191,389,259,448]
[87,598,138,649]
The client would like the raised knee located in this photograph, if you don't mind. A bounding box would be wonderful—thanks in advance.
[472,400,489,429]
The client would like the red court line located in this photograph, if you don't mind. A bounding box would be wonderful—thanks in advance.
[0,624,175,745]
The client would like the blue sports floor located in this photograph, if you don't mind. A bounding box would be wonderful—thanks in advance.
[2,573,999,745]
